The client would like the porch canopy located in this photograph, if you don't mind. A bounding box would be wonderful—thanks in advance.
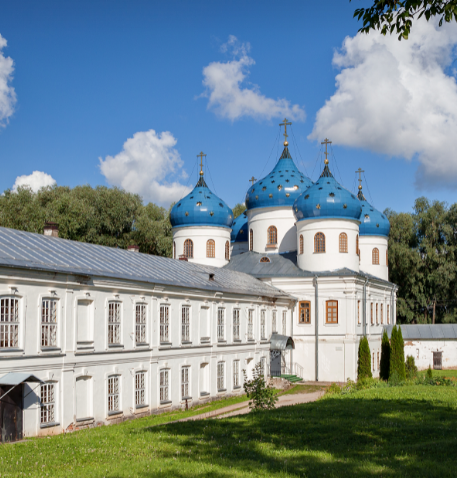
[270,334,295,350]
[0,373,44,386]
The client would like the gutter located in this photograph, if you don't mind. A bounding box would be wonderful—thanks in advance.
[313,275,319,381]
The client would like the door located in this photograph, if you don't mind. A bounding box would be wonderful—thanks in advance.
[0,384,23,443]
[270,350,282,376]
[433,351,442,370]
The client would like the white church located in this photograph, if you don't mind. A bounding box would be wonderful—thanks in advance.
[0,123,396,442]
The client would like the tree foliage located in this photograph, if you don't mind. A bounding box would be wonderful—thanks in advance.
[380,329,391,381]
[242,362,278,411]
[232,203,246,219]
[389,325,406,381]
[352,0,457,40]
[405,355,418,379]
[357,336,372,380]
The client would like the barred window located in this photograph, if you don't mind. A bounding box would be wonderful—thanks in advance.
[299,301,310,324]
[135,304,146,344]
[0,297,19,349]
[272,310,277,333]
[135,372,146,407]
[358,300,361,325]
[267,226,277,245]
[40,383,55,424]
[373,352,375,371]
[181,367,190,399]
[314,232,325,253]
[217,308,225,341]
[381,303,384,324]
[248,309,254,340]
[160,305,169,343]
[326,300,338,324]
[282,310,287,335]
[160,369,169,402]
[108,302,121,345]
[206,239,215,258]
[233,360,240,388]
[184,239,193,259]
[249,229,253,251]
[108,376,119,413]
[225,241,230,261]
[41,299,57,348]
[299,234,303,255]
[356,234,359,256]
[260,310,266,339]
[182,306,190,342]
[233,309,240,340]
[376,303,379,325]
[217,362,225,391]
[372,248,379,265]
[387,304,390,324]
[339,233,348,253]
[371,303,374,325]
[386,250,388,265]
[377,351,380,371]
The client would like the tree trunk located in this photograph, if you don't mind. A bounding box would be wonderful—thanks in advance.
[433,299,436,325]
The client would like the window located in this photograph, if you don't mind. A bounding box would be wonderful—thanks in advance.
[233,309,240,340]
[40,383,55,424]
[217,362,225,391]
[160,370,169,402]
[260,357,266,377]
[135,304,146,344]
[77,299,93,345]
[282,310,287,335]
[248,309,254,340]
[0,297,19,348]
[108,302,121,345]
[356,234,359,256]
[377,351,380,370]
[358,300,361,325]
[314,232,325,253]
[372,248,379,265]
[173,241,176,259]
[267,226,277,245]
[181,305,190,342]
[206,239,215,258]
[184,239,193,259]
[181,367,190,399]
[371,303,374,325]
[325,300,338,324]
[260,257,270,263]
[135,372,146,407]
[249,229,253,251]
[108,376,119,413]
[387,304,390,325]
[299,234,304,254]
[41,299,57,348]
[381,303,384,324]
[386,250,388,265]
[160,305,170,343]
[376,304,379,325]
[225,241,230,261]
[260,310,266,339]
[272,310,277,333]
[339,233,348,253]
[217,308,225,341]
[233,360,240,388]
[372,353,375,371]
[299,301,310,324]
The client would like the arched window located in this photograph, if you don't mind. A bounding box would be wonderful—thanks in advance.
[249,229,253,251]
[267,226,277,245]
[225,241,230,261]
[372,248,379,265]
[206,239,215,258]
[299,234,304,255]
[314,232,325,253]
[173,241,176,259]
[386,250,388,265]
[183,239,193,259]
[356,234,359,256]
[339,233,348,253]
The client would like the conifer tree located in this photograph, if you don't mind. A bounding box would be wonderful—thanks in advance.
[357,336,372,380]
[380,329,390,380]
[397,325,406,380]
[389,325,398,379]
[389,325,407,381]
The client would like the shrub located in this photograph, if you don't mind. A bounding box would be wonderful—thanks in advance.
[380,329,391,381]
[357,336,372,380]
[426,365,433,379]
[405,355,418,380]
[325,382,342,396]
[242,362,278,411]
[389,325,406,381]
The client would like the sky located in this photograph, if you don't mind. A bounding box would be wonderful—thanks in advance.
[1,0,457,214]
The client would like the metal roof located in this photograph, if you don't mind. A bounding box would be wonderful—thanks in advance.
[270,334,295,350]
[0,227,289,299]
[358,189,390,237]
[0,372,44,386]
[384,324,457,340]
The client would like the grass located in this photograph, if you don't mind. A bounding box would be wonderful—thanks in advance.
[418,369,457,379]
[278,384,327,396]
[1,385,457,477]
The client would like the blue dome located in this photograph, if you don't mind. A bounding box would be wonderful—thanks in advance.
[358,190,390,237]
[293,163,362,222]
[245,146,313,210]
[231,211,248,243]
[170,176,233,229]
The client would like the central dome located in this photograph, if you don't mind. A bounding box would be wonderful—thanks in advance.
[245,146,313,210]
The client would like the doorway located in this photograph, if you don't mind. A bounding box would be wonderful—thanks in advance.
[0,384,23,443]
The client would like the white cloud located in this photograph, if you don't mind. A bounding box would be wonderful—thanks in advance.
[309,20,457,188]
[201,35,305,122]
[12,171,56,193]
[99,129,191,206]
[0,34,16,127]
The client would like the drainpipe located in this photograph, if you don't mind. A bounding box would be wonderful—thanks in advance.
[313,275,319,382]
[290,300,295,374]
[363,278,369,337]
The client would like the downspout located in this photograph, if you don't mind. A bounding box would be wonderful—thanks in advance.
[290,300,295,374]
[313,275,319,382]
[363,277,369,337]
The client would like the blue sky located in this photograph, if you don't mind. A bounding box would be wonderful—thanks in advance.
[1,0,457,214]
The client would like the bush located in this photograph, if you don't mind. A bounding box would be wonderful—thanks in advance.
[426,365,433,379]
[243,362,278,411]
[380,329,391,381]
[389,325,406,381]
[325,382,342,396]
[405,355,418,380]
[357,336,372,380]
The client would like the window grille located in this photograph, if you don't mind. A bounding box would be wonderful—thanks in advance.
[260,357,266,377]
[249,229,253,251]
[299,235,303,255]
[299,301,310,324]
[181,367,189,399]
[225,241,230,261]
[358,300,361,324]
[41,299,57,348]
[160,305,169,342]
[377,351,380,370]
[372,353,375,371]
[160,369,169,402]
[371,303,374,325]
[260,310,266,339]
[372,248,379,265]
[387,304,390,324]
[356,234,359,256]
[267,226,277,245]
[181,306,190,342]
[339,233,348,253]
[40,383,55,424]
[173,241,176,259]
[0,297,19,348]
[206,239,215,258]
[272,310,277,333]
[108,302,121,345]
[314,232,325,253]
[233,360,240,388]
[233,309,240,340]
[108,376,119,413]
[376,304,379,325]
[380,303,383,324]
[184,239,193,258]
[135,304,146,344]
[135,372,145,407]
[217,308,225,341]
[248,310,254,340]
[217,362,225,390]
[326,301,338,324]
[260,256,270,263]
[282,311,287,335]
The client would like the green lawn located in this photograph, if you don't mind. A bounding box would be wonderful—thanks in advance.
[418,369,457,379]
[1,385,457,477]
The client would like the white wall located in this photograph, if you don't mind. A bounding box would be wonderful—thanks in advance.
[296,219,360,272]
[173,226,231,267]
[359,236,389,281]
[404,340,457,370]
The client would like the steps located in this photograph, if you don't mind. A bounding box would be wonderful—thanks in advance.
[280,374,302,383]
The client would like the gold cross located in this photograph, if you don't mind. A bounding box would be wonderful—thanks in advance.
[279,118,292,144]
[321,138,332,161]
[197,151,206,176]
[356,167,365,190]
[249,176,257,186]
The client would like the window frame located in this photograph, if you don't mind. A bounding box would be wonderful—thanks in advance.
[135,371,147,408]
[206,239,215,258]
[314,232,325,253]
[160,369,170,403]
[181,305,190,343]
[282,310,287,335]
[108,301,121,346]
[217,307,225,341]
[387,304,390,325]
[135,303,147,345]
[325,300,338,324]
[371,302,374,325]
[339,232,348,253]
[233,308,240,341]
[376,303,379,325]
[233,360,240,389]
[173,241,176,259]
[272,310,277,333]
[107,375,120,415]
[40,382,56,426]
[372,247,380,265]
[356,234,359,256]
[217,361,225,391]
[41,298,58,349]
[267,226,278,246]
[160,304,170,343]
[247,309,254,340]
[358,300,361,325]
[181,366,190,400]
[299,301,311,324]
[184,239,193,259]
[299,234,304,255]
[260,310,266,339]
[0,296,20,349]
[249,229,253,251]
[225,241,230,261]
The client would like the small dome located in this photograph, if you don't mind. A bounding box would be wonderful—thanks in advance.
[245,146,313,210]
[231,211,248,243]
[293,163,362,222]
[358,189,390,237]
[170,176,233,229]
